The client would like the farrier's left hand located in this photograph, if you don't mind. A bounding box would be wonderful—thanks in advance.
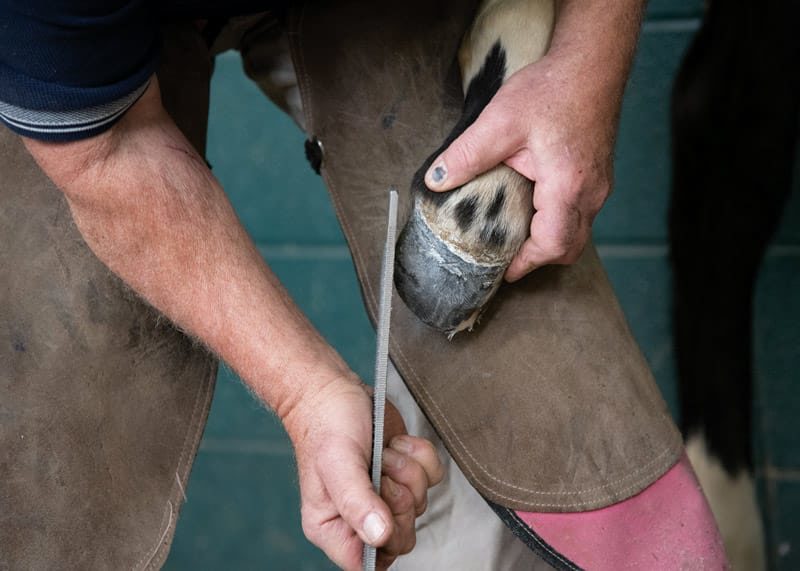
[424,51,621,281]
[283,377,444,570]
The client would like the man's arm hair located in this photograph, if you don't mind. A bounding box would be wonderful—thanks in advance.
[550,0,646,120]
[23,77,357,421]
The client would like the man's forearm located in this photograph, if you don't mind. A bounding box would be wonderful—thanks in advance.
[24,80,354,424]
[552,0,645,106]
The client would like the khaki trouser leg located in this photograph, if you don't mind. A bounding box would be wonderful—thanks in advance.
[387,362,554,570]
[231,14,551,566]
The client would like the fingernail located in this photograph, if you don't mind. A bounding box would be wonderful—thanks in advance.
[390,437,413,454]
[382,448,406,470]
[428,163,447,185]
[364,512,387,544]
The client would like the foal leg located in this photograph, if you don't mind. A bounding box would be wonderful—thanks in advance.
[395,0,554,336]
[670,1,800,568]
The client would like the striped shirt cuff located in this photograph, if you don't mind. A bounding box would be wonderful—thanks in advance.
[0,79,150,142]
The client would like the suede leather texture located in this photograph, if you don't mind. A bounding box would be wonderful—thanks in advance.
[0,24,217,570]
[286,0,683,512]
[1,6,685,567]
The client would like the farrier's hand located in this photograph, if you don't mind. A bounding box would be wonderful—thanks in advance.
[423,0,644,282]
[424,51,616,281]
[282,377,444,570]
[23,74,444,570]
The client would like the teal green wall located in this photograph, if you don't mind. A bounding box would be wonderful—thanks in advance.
[165,3,800,568]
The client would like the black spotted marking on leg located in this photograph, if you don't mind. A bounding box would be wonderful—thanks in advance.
[489,227,507,247]
[455,196,479,232]
[461,41,507,125]
[480,224,507,248]
[413,41,508,205]
[486,185,506,220]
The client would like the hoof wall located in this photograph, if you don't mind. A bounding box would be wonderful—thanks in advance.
[395,205,503,335]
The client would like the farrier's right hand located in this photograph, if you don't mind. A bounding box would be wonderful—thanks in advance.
[22,73,444,570]
[20,73,442,569]
[282,376,444,570]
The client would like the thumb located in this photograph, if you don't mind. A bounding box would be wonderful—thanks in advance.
[321,441,394,548]
[424,108,520,191]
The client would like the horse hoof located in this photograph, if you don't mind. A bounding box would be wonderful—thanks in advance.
[395,199,504,337]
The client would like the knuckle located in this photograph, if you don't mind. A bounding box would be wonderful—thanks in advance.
[398,488,416,514]
[517,242,538,265]
[414,438,437,461]
[515,256,537,275]
[485,106,513,136]
[541,236,571,260]
[598,177,613,198]
[561,175,584,198]
[384,479,415,515]
[521,250,538,268]
[411,460,429,487]
[536,206,585,263]
[415,497,428,517]
[551,168,585,200]
[300,515,320,545]
[382,452,406,478]
[555,227,588,265]
[401,533,417,555]
[338,492,363,521]
[560,248,582,265]
[590,180,613,212]
[431,463,445,486]
[384,478,411,510]
[376,552,397,570]
[451,136,481,173]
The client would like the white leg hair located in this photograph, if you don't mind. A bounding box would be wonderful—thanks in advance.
[396,0,555,335]
[421,0,554,266]
[687,433,766,570]
[459,0,555,84]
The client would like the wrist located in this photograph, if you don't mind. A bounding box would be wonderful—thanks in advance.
[279,369,366,445]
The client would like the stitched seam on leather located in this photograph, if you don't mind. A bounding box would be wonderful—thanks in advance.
[403,369,674,497]
[389,252,680,497]
[288,4,314,136]
[134,500,173,571]
[317,143,680,501]
[321,163,680,504]
[478,457,678,509]
[320,163,680,504]
[292,11,680,507]
[136,359,216,570]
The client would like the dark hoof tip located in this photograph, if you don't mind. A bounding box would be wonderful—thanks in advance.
[395,205,503,336]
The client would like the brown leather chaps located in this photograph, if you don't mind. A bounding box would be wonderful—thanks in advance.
[0,2,681,568]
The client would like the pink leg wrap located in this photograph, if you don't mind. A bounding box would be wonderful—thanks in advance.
[512,454,728,570]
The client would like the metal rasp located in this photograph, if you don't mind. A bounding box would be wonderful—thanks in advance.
[362,189,399,571]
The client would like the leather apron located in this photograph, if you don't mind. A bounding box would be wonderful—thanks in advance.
[0,24,217,570]
[0,3,683,568]
[284,0,683,512]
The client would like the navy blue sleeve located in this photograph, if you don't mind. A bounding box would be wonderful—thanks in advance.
[0,0,159,141]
